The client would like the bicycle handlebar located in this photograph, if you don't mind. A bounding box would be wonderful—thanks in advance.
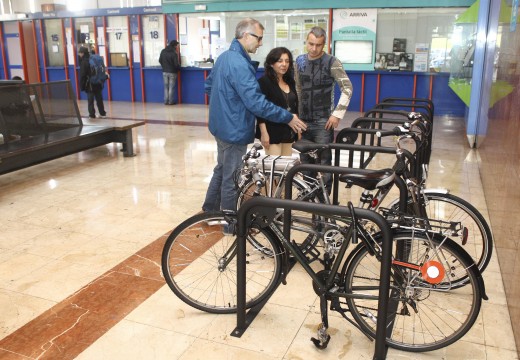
[376,125,409,138]
[376,112,430,139]
[243,143,263,161]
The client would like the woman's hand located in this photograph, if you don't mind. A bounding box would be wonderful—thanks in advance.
[261,133,270,149]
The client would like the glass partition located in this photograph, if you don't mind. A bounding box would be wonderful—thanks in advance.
[179,9,329,67]
[376,8,467,72]
[44,19,65,67]
[74,17,95,52]
[142,14,165,67]
[106,16,130,67]
[179,7,469,72]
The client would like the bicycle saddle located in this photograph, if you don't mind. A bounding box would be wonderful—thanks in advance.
[339,168,395,190]
[292,139,328,153]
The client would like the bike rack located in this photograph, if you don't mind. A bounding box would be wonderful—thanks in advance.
[233,163,395,360]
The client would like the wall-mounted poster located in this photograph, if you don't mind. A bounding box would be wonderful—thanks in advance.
[276,18,288,40]
[414,43,429,72]
[304,19,315,31]
[290,21,302,40]
[392,38,407,52]
[398,53,414,71]
[374,52,413,71]
[332,9,377,71]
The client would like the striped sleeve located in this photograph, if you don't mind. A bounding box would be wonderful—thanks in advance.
[330,57,353,120]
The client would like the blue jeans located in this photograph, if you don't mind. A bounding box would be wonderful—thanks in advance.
[300,117,334,190]
[163,72,177,104]
[202,137,247,212]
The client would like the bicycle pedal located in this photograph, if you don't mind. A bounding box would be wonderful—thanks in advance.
[304,246,321,263]
[311,335,331,349]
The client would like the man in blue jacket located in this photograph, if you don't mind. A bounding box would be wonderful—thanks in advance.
[202,18,307,212]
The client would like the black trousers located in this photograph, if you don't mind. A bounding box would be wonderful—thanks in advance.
[87,88,106,117]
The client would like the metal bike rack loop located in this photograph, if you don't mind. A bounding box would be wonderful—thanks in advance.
[233,168,393,359]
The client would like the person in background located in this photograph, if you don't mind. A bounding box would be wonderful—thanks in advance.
[159,40,181,105]
[78,47,107,119]
[256,47,298,156]
[202,18,307,213]
[294,26,353,191]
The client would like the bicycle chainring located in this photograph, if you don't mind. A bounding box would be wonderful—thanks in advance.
[312,270,340,297]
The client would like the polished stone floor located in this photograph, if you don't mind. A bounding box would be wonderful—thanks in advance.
[0,101,516,359]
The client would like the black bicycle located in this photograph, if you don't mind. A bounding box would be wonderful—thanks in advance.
[235,113,493,278]
[162,170,487,352]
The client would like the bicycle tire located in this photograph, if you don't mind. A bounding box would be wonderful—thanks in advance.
[237,171,326,254]
[343,231,482,352]
[390,191,493,275]
[161,212,283,314]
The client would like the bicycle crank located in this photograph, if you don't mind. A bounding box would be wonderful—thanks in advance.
[312,270,340,297]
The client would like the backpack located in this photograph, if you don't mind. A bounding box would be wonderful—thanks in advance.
[89,55,108,86]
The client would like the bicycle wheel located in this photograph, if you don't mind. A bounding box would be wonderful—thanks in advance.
[391,191,493,274]
[343,231,482,352]
[237,171,326,255]
[161,212,283,314]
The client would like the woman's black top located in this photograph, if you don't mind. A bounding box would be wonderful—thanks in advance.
[256,75,298,144]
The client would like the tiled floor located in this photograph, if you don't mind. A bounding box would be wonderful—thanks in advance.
[0,101,517,359]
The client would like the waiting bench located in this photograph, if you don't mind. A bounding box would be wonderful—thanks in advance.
[0,80,144,175]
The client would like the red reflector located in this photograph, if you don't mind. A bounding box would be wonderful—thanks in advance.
[371,198,379,208]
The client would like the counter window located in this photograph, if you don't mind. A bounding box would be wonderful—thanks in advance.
[74,17,95,52]
[44,19,65,67]
[107,16,130,67]
[179,9,328,67]
[142,14,165,67]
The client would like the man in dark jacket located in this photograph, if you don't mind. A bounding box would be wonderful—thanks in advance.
[202,18,307,213]
[159,40,180,105]
[78,47,107,119]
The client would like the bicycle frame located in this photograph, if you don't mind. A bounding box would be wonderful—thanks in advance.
[234,195,394,359]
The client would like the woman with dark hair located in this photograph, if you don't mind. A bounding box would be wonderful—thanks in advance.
[256,47,298,156]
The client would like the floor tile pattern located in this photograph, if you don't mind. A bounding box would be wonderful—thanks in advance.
[0,101,516,359]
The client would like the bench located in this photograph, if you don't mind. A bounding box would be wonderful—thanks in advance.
[82,118,145,156]
[0,80,144,175]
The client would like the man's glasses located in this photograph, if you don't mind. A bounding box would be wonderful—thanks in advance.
[248,33,263,42]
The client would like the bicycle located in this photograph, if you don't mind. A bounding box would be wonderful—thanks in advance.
[161,184,487,352]
[235,112,493,277]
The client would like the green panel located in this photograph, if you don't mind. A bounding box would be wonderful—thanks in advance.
[449,78,514,107]
[162,0,475,14]
[456,0,516,23]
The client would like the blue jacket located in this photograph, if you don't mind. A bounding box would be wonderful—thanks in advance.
[205,39,293,145]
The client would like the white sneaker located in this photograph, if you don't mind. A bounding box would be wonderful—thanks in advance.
[100,115,107,118]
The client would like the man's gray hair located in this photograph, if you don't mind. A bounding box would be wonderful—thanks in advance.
[235,18,264,39]
[307,26,326,39]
